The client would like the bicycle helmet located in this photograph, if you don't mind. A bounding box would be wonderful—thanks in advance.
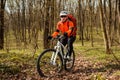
[60,11,68,16]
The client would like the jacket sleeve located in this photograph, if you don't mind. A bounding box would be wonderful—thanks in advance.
[51,22,60,38]
[66,21,74,36]
[52,29,59,38]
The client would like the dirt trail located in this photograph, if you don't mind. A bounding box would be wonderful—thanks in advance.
[35,55,120,80]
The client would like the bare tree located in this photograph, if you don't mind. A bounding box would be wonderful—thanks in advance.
[99,0,112,54]
[2,0,120,53]
[0,0,6,49]
[43,0,51,49]
[118,0,120,43]
[78,0,84,46]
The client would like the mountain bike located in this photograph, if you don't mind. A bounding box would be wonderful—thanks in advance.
[37,35,75,77]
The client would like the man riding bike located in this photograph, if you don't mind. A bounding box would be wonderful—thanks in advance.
[48,11,76,59]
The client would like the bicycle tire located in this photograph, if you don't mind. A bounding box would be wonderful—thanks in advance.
[37,49,63,77]
[64,50,75,71]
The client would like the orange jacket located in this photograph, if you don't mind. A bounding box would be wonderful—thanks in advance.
[52,20,76,38]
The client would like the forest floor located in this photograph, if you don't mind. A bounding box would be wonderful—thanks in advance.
[0,51,120,80]
[1,37,120,80]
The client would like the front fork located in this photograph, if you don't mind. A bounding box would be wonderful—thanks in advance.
[50,46,66,66]
[50,46,60,65]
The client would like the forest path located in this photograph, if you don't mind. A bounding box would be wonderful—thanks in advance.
[34,54,120,80]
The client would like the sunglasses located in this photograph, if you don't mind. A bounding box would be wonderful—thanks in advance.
[60,16,67,18]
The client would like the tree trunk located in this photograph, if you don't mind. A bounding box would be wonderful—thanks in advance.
[43,0,50,49]
[118,0,120,43]
[78,0,84,46]
[0,0,6,49]
[99,0,112,54]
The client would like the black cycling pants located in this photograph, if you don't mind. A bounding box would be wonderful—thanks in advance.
[60,36,76,56]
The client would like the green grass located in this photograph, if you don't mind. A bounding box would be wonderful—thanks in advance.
[74,36,120,63]
[113,71,120,76]
[0,51,37,75]
[73,37,120,78]
[90,73,106,80]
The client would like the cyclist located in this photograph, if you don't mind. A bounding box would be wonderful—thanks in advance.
[48,11,76,59]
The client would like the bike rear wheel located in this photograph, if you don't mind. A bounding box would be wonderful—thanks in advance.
[37,49,63,77]
[64,50,75,71]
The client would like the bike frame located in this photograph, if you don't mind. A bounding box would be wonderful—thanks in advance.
[50,40,66,65]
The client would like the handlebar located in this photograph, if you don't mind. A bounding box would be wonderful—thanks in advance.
[53,35,67,41]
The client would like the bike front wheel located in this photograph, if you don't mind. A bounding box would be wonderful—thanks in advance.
[37,49,63,77]
[64,50,75,71]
